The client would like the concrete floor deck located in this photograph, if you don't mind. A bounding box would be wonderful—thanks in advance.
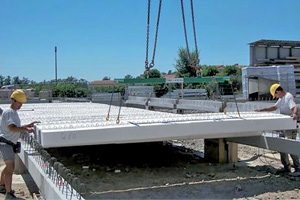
[1,102,296,148]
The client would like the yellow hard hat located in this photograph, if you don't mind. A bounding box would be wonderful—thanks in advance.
[10,89,27,103]
[270,83,281,98]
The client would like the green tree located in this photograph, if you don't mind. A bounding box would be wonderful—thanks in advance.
[12,76,20,85]
[4,76,11,85]
[174,47,199,77]
[66,76,76,82]
[0,75,5,86]
[153,84,168,97]
[201,65,219,77]
[21,77,30,85]
[148,69,161,78]
[142,69,161,78]
[218,65,242,92]
[75,87,87,97]
[218,65,241,76]
[124,74,133,79]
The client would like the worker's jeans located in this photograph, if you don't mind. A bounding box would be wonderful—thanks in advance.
[279,130,300,171]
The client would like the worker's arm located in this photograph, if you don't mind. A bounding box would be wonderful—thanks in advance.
[8,124,34,133]
[22,121,41,128]
[291,106,298,120]
[255,106,277,112]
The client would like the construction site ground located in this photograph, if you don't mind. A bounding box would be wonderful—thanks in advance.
[1,139,300,199]
[0,161,38,200]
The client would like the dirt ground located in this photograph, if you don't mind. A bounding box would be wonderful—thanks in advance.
[0,162,36,200]
[1,139,300,199]
[46,139,300,200]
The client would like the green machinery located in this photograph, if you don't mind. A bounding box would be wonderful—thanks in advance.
[114,76,231,84]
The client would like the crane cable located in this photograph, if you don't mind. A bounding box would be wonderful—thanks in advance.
[145,0,162,77]
[230,80,241,118]
[106,84,115,121]
[180,0,200,70]
[190,0,199,65]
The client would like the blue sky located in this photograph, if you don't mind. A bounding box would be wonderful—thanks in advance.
[1,0,299,83]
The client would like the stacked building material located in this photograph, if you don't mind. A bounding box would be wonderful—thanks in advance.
[242,65,296,100]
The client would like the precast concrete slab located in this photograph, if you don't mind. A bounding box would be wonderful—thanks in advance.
[0,102,297,148]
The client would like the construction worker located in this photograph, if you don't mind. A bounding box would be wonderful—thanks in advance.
[255,83,300,174]
[0,90,39,199]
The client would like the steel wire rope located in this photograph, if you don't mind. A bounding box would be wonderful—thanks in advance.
[257,147,279,167]
[255,133,279,166]
[230,81,241,118]
[144,0,162,77]
[180,0,200,72]
[145,0,151,69]
[106,84,115,121]
[116,93,123,124]
[149,0,162,68]
[180,0,190,60]
[260,131,282,165]
[239,145,272,172]
[190,0,199,65]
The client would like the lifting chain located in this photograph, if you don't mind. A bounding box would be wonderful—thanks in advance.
[145,0,162,77]
[180,0,191,60]
[180,0,201,75]
[190,0,199,65]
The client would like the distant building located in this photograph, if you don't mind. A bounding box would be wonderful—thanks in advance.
[249,39,300,67]
[0,84,15,90]
[248,39,300,96]
[0,85,14,101]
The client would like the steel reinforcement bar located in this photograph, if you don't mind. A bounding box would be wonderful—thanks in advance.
[17,133,87,200]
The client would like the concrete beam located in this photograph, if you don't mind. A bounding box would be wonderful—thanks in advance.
[17,141,84,200]
[226,135,300,156]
